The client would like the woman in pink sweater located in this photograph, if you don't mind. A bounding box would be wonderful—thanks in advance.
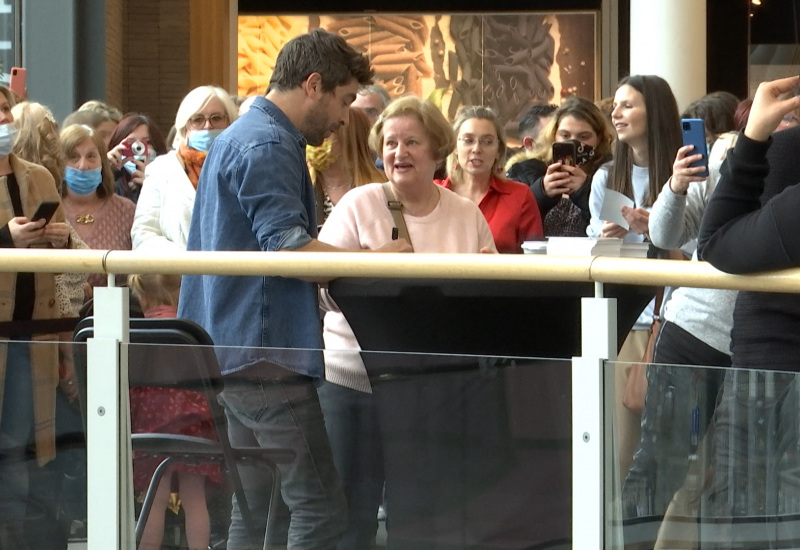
[317,96,496,549]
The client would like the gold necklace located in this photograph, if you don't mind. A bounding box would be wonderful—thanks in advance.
[76,214,94,224]
[321,180,351,190]
[403,185,439,216]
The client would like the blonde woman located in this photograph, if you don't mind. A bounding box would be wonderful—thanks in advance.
[436,105,542,253]
[318,96,495,548]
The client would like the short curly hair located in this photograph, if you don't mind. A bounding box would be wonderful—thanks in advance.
[368,96,455,163]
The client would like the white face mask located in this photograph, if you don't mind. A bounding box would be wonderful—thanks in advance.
[0,123,18,157]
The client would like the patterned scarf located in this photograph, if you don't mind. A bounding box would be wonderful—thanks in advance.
[178,142,208,189]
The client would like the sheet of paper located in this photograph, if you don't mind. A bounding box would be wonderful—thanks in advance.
[600,189,634,230]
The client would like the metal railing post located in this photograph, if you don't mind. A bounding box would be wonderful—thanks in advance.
[86,281,134,549]
[573,282,617,548]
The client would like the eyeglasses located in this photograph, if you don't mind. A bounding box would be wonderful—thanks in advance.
[458,136,498,148]
[188,113,228,129]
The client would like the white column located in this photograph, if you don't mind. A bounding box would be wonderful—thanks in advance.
[87,284,133,549]
[630,0,706,111]
[572,288,617,549]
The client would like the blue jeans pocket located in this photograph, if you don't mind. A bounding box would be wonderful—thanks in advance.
[219,385,271,423]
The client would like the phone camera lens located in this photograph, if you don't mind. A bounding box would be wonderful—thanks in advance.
[682,122,690,131]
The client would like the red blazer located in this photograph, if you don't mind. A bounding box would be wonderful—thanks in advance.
[437,175,543,253]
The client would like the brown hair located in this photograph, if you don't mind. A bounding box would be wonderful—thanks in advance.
[531,96,614,175]
[269,29,374,93]
[607,75,681,207]
[108,113,168,155]
[0,85,16,109]
[59,124,115,198]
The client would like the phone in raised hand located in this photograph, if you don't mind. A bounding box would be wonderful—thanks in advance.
[681,118,709,178]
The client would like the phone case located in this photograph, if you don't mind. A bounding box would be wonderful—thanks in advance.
[552,141,577,167]
[681,118,709,178]
[9,67,26,99]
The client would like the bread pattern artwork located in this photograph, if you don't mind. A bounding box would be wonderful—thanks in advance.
[237,13,596,139]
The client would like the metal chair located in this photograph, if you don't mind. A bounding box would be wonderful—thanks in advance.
[74,316,295,548]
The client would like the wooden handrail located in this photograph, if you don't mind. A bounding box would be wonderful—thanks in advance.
[1,248,800,293]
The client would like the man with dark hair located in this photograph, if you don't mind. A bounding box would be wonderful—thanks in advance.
[517,103,558,151]
[179,29,408,549]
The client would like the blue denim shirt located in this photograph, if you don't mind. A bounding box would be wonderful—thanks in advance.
[178,97,324,377]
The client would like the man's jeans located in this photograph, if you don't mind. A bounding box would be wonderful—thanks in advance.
[219,375,346,550]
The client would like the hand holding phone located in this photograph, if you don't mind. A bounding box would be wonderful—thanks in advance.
[31,201,60,225]
[681,118,709,178]
[552,141,577,169]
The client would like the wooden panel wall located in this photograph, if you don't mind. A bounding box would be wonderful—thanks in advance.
[189,0,236,92]
[104,0,124,112]
[122,0,190,138]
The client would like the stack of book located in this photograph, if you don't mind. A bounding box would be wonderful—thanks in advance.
[521,241,548,255]
[620,242,651,258]
[545,237,623,257]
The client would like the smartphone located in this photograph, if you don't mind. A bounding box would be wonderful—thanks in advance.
[31,201,59,224]
[552,141,577,168]
[9,67,26,99]
[681,118,709,178]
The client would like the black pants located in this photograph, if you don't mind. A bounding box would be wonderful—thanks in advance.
[622,321,730,518]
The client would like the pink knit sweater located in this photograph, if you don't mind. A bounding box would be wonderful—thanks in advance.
[64,193,135,287]
[318,183,496,392]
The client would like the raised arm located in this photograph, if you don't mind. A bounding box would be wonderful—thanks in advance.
[698,76,800,273]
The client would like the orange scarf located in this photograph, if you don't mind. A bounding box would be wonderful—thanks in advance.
[178,143,208,189]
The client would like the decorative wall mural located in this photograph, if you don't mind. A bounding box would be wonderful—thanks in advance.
[238,13,597,140]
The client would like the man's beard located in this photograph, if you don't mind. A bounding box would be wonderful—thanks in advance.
[302,104,337,147]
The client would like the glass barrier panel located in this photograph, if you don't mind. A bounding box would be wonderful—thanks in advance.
[0,339,86,549]
[80,338,574,550]
[606,359,800,550]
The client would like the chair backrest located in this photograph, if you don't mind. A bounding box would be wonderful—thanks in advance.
[73,317,229,444]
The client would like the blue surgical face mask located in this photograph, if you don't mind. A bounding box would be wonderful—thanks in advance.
[0,123,18,157]
[187,129,223,153]
[64,166,103,195]
[123,160,139,175]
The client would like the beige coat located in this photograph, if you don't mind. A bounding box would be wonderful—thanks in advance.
[0,154,65,465]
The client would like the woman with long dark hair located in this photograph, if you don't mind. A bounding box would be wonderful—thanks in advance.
[587,74,682,485]
[106,113,167,203]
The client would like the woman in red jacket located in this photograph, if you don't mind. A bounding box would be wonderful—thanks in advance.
[436,105,543,253]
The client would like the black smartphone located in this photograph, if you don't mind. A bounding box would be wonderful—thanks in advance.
[31,201,59,224]
[681,118,709,178]
[552,141,577,168]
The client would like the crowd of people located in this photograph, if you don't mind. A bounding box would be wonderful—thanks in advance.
[0,26,799,550]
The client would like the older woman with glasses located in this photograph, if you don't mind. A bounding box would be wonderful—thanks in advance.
[436,105,543,253]
[131,86,237,252]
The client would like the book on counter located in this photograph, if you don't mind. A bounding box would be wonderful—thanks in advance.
[545,237,623,256]
[523,238,653,257]
[619,242,651,258]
